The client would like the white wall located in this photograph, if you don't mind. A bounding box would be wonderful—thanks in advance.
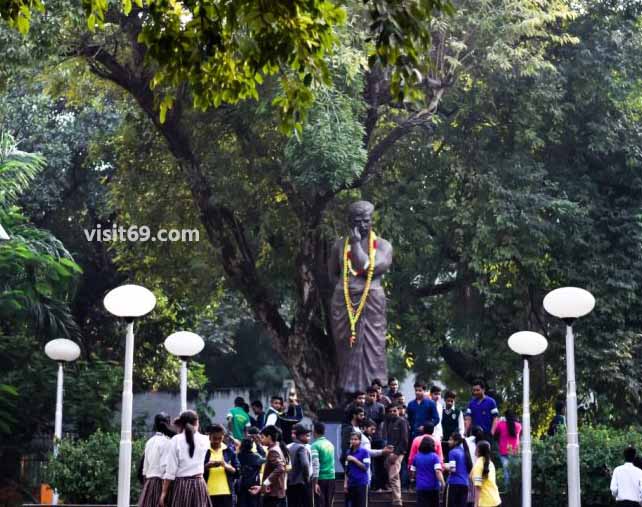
[129,389,270,428]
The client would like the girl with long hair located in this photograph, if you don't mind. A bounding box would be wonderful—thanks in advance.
[465,426,485,507]
[237,438,266,507]
[343,432,370,507]
[248,425,289,507]
[410,436,445,507]
[471,441,501,507]
[493,409,521,489]
[138,413,176,507]
[159,410,211,507]
[445,432,473,507]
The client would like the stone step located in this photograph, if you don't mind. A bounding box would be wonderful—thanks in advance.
[333,492,416,501]
[332,489,418,506]
[333,502,416,506]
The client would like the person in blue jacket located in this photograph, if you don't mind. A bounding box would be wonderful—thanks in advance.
[406,381,440,438]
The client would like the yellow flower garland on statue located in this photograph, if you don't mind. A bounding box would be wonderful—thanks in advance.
[343,230,377,348]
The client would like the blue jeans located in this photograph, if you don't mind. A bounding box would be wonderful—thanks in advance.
[500,454,516,489]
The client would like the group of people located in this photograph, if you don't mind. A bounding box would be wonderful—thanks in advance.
[135,376,580,507]
[137,393,337,507]
[134,375,642,507]
[338,377,508,507]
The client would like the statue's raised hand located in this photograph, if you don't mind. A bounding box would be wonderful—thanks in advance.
[350,226,361,242]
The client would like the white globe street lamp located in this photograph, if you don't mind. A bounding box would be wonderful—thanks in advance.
[104,284,156,507]
[0,222,9,241]
[45,338,81,505]
[164,331,205,413]
[543,287,595,507]
[508,331,548,507]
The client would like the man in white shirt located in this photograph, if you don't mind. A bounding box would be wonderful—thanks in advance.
[610,446,642,506]
[264,395,284,427]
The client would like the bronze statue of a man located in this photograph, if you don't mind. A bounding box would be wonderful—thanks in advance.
[328,201,393,395]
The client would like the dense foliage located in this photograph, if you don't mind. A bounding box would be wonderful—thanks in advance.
[507,426,642,506]
[1,0,642,492]
[45,430,145,504]
[0,0,454,132]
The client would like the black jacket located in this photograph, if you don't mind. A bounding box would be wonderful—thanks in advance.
[380,415,409,455]
[237,451,266,491]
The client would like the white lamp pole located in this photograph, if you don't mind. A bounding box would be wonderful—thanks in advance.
[164,331,205,413]
[543,287,595,507]
[0,222,9,241]
[104,284,156,507]
[508,331,549,507]
[45,338,81,505]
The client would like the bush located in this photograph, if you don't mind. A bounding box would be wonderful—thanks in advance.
[45,430,145,504]
[506,425,642,506]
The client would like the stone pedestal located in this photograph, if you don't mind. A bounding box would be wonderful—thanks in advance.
[316,409,345,473]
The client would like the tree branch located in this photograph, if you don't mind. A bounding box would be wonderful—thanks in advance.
[77,37,292,348]
[351,87,446,190]
[415,279,459,298]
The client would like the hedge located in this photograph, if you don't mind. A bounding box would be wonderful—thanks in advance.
[501,425,642,506]
[45,430,145,504]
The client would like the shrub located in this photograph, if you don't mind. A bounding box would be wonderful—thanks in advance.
[45,430,145,504]
[506,425,642,506]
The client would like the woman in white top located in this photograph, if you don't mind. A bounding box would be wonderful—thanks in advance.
[160,410,212,507]
[138,413,175,507]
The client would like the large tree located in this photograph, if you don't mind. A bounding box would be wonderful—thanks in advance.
[10,0,574,409]
[6,0,639,425]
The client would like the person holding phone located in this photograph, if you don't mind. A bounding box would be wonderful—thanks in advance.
[204,424,239,507]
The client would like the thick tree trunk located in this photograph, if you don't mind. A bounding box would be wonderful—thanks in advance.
[78,10,452,412]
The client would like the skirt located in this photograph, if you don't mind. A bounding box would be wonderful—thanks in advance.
[170,476,212,507]
[139,478,163,507]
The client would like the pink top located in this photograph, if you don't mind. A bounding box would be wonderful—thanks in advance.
[494,420,522,456]
[408,434,443,469]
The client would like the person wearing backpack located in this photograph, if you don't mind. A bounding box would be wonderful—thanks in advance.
[547,400,566,436]
[236,438,266,507]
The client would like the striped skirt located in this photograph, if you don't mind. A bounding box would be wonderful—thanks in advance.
[170,476,212,507]
[138,478,163,507]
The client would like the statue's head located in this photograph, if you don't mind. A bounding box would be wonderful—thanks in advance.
[349,200,375,237]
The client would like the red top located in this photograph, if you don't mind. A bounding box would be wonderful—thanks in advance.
[408,434,443,469]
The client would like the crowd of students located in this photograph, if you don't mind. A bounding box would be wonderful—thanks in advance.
[137,403,336,507]
[338,378,506,507]
[135,377,510,507]
[135,375,642,507]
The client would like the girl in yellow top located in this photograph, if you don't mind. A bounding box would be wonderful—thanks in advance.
[470,441,501,507]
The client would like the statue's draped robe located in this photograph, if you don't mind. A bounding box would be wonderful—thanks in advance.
[331,274,388,393]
